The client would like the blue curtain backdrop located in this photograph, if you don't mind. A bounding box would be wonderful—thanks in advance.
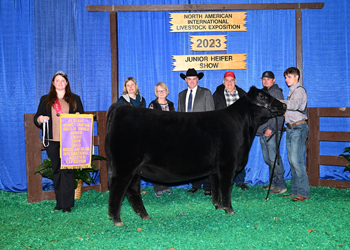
[1,0,350,192]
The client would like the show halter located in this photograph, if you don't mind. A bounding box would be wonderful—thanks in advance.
[42,97,63,147]
[42,119,49,147]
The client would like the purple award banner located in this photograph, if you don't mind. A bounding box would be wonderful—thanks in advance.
[60,114,94,169]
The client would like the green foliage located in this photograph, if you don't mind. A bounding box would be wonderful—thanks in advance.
[34,158,54,180]
[339,147,350,173]
[34,155,106,189]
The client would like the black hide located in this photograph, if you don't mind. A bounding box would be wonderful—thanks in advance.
[105,86,286,226]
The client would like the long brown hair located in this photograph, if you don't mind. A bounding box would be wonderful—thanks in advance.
[46,71,77,111]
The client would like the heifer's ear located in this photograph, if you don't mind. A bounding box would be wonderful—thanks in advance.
[249,86,258,92]
[246,86,271,108]
[246,86,259,104]
[248,86,258,97]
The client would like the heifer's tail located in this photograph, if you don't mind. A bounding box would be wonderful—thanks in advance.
[106,103,119,134]
[105,103,121,188]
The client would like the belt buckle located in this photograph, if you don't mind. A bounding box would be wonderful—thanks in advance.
[286,123,292,129]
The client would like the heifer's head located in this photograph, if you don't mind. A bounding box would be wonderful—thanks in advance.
[246,86,286,117]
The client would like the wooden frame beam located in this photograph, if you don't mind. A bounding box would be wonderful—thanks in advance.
[86,3,325,12]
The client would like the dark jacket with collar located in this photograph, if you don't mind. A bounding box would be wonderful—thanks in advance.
[178,86,214,112]
[117,94,146,108]
[149,99,175,111]
[212,84,246,110]
[256,84,285,136]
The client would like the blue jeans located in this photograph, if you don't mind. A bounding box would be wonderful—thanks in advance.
[286,122,310,198]
[260,131,286,190]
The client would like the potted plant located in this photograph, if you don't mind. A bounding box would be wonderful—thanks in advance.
[339,147,350,173]
[34,155,106,199]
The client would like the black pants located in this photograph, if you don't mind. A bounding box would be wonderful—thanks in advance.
[46,141,75,209]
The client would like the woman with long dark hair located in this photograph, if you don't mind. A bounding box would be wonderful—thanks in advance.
[34,71,84,213]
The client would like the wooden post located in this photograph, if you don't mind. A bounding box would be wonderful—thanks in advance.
[25,114,48,203]
[296,8,303,85]
[110,12,119,103]
[306,108,320,186]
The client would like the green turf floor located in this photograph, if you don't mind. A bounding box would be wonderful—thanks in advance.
[1,182,350,249]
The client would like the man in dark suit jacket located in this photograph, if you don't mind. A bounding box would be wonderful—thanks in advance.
[178,68,214,196]
[178,69,214,113]
[212,71,249,191]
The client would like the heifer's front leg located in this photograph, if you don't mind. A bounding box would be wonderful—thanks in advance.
[125,174,150,220]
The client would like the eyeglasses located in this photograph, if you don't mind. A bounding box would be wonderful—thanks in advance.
[156,90,166,93]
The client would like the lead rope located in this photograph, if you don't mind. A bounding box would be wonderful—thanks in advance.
[42,119,49,147]
[265,117,283,202]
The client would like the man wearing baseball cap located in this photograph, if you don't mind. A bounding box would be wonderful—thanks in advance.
[212,71,249,190]
[257,71,286,194]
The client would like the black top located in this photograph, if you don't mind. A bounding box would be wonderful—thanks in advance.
[149,99,175,111]
[212,84,246,110]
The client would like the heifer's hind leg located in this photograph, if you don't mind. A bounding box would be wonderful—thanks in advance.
[209,174,222,209]
[108,174,132,227]
[106,135,126,226]
[125,174,150,220]
[108,170,143,226]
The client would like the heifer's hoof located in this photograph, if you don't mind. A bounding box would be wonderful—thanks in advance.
[214,204,224,210]
[224,208,235,215]
[114,221,125,227]
[142,215,151,220]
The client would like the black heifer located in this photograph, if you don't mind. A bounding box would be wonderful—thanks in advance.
[105,86,286,226]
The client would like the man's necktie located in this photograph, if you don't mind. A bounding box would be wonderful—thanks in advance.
[187,90,192,112]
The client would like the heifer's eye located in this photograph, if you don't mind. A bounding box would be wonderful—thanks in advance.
[260,94,269,101]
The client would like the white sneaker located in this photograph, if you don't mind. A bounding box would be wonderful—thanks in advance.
[262,185,274,190]
[155,191,163,197]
